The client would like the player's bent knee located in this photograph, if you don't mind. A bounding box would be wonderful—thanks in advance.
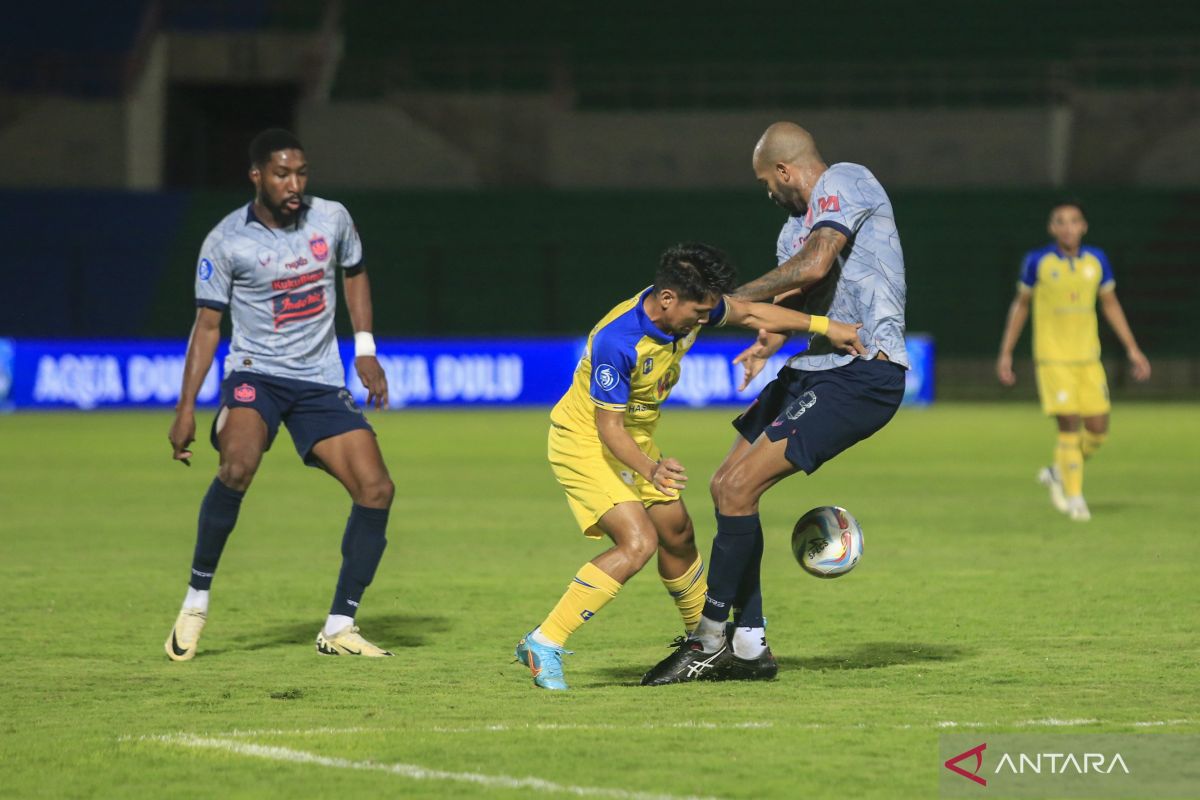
[622,530,658,567]
[218,459,259,492]
[714,465,761,512]
[355,476,394,509]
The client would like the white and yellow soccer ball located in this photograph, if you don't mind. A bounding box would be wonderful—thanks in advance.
[791,506,864,578]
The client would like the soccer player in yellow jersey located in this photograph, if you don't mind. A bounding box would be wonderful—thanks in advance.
[997,201,1151,521]
[514,243,865,690]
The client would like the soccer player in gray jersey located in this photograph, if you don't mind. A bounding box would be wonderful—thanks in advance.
[165,129,396,660]
[644,122,909,685]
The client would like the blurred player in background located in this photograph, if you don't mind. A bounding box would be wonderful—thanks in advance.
[515,243,865,690]
[165,129,396,660]
[643,122,908,685]
[996,200,1150,521]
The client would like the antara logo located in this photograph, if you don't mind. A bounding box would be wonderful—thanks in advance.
[944,743,1131,786]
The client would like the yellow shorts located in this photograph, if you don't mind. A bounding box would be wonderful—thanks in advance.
[547,423,676,538]
[1035,361,1110,417]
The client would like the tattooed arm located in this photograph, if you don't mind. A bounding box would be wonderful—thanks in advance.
[731,226,847,302]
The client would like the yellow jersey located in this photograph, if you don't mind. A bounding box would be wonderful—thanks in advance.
[1019,244,1115,364]
[549,287,728,436]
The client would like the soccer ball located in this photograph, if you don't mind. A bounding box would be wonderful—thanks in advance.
[791,506,864,579]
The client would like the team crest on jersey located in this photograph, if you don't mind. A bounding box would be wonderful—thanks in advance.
[642,357,654,374]
[233,383,256,403]
[309,234,330,261]
[595,364,619,391]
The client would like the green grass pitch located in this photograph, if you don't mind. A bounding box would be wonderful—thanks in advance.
[1,404,1197,798]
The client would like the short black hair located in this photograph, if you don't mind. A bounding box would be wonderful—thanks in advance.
[249,128,304,167]
[655,243,737,302]
[1049,197,1086,220]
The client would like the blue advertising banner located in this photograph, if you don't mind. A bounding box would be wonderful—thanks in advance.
[0,335,933,412]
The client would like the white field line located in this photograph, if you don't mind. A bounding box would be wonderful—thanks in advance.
[133,733,724,800]
[126,717,1193,742]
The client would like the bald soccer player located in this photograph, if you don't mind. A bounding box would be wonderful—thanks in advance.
[642,122,909,685]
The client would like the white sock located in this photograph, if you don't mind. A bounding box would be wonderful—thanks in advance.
[732,626,767,659]
[324,614,355,637]
[183,587,209,613]
[694,616,726,652]
[529,627,560,648]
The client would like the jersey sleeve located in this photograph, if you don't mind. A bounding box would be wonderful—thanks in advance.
[1018,251,1039,289]
[588,329,636,410]
[808,165,876,238]
[194,231,233,311]
[1092,247,1116,291]
[702,296,729,328]
[333,203,363,269]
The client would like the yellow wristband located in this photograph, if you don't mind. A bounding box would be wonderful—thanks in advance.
[809,315,830,336]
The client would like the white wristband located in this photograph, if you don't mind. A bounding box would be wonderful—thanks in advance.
[354,331,376,358]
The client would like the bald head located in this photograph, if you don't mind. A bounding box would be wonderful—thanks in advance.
[752,122,822,170]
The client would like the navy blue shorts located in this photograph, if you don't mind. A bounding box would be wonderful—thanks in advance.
[210,370,373,467]
[732,358,905,474]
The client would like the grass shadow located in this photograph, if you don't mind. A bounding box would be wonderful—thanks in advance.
[203,613,453,656]
[779,641,972,671]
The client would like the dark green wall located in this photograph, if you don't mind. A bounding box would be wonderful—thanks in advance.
[152,189,1198,358]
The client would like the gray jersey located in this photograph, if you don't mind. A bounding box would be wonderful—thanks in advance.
[776,163,908,371]
[194,196,363,386]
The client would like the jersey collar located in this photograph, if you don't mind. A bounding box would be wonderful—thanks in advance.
[244,200,310,229]
[636,285,676,344]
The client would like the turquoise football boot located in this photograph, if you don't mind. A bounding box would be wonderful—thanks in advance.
[514,632,571,691]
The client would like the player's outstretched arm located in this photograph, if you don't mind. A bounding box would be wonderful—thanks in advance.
[723,297,866,356]
[170,307,223,466]
[595,409,686,497]
[343,269,389,409]
[996,289,1031,386]
[730,226,846,302]
[1099,290,1151,381]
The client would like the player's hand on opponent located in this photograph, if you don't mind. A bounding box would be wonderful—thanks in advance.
[169,410,195,467]
[827,320,867,357]
[651,457,687,497]
[733,329,785,391]
[1128,348,1151,381]
[996,352,1017,386]
[355,355,389,409]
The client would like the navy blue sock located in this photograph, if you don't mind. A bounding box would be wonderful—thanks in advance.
[189,478,245,590]
[330,504,390,617]
[702,512,762,623]
[732,525,765,628]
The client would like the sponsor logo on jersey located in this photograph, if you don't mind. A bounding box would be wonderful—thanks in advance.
[271,268,325,292]
[197,258,214,281]
[233,383,256,403]
[817,195,841,213]
[283,255,309,271]
[656,365,680,398]
[309,234,330,261]
[258,251,273,267]
[595,364,618,391]
[272,286,327,329]
[642,357,654,374]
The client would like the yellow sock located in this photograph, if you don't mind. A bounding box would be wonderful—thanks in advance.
[1081,430,1106,460]
[1056,432,1084,498]
[661,557,706,633]
[538,562,622,647]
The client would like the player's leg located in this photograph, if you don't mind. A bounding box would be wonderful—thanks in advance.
[711,434,768,654]
[1082,414,1108,459]
[643,436,795,685]
[1053,414,1088,521]
[308,428,396,656]
[166,405,269,661]
[646,499,706,633]
[520,502,658,690]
